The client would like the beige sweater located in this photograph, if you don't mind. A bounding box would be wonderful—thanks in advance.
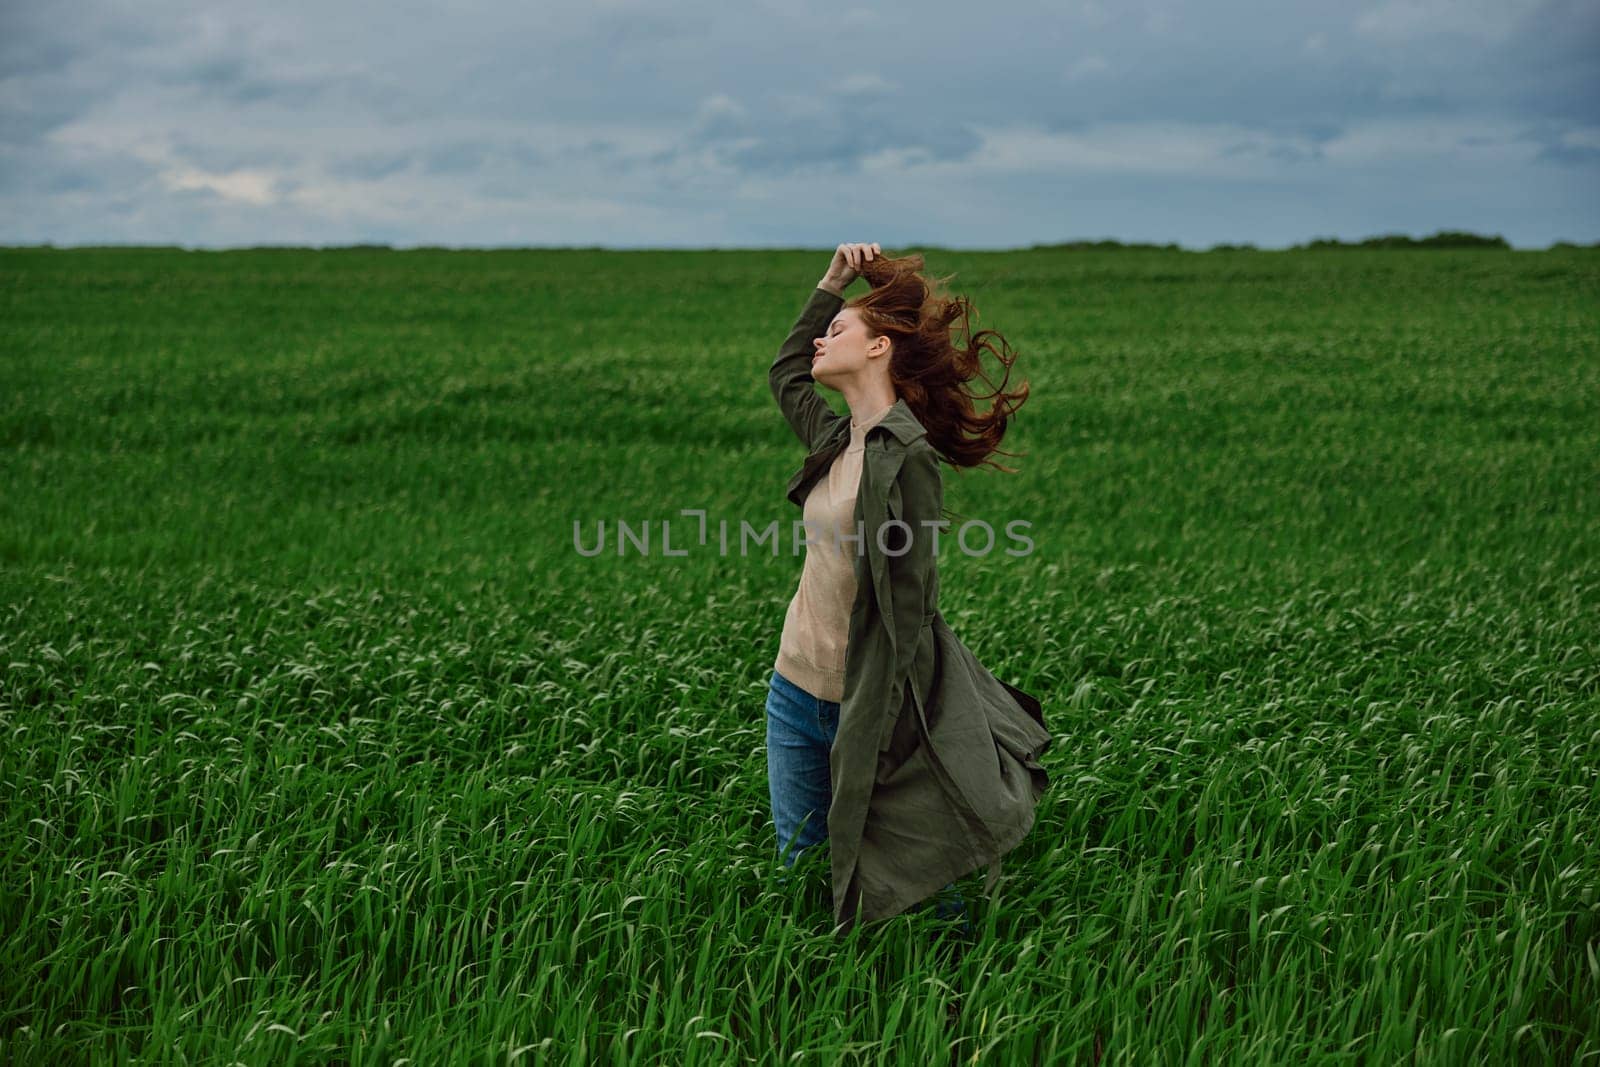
[774,400,896,702]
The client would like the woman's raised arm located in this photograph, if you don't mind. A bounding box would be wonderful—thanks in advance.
[768,285,847,452]
[768,243,880,451]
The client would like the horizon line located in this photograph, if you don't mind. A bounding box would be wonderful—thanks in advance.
[4,232,1597,254]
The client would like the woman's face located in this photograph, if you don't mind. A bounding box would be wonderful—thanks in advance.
[811,308,888,387]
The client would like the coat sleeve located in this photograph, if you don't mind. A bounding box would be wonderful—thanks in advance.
[769,287,847,452]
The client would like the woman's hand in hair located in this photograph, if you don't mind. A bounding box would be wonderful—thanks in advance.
[820,242,882,294]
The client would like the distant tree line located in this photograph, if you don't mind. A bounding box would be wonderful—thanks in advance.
[1027,239,1184,252]
[1292,231,1510,249]
[1031,231,1598,252]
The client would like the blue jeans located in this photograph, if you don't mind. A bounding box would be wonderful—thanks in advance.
[765,666,968,926]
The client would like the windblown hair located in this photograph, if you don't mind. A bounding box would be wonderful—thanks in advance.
[849,252,1029,473]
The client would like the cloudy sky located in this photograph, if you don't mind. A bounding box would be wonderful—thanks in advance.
[2,0,1596,249]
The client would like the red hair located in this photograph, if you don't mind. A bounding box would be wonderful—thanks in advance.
[849,252,1029,473]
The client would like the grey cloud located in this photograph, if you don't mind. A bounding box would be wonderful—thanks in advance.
[328,150,414,181]
[589,9,709,50]
[505,143,549,168]
[156,53,340,108]
[1294,121,1346,145]
[424,142,490,176]
[0,86,101,146]
[0,1,163,79]
[0,4,186,144]
[1480,0,1600,123]
[170,185,224,205]
[1527,117,1600,166]
[683,91,983,175]
[0,142,160,196]
[168,135,302,173]
[0,0,1595,247]
[1536,141,1600,166]
[1220,139,1324,164]
[472,138,657,176]
[1005,1,1596,133]
[476,175,537,201]
[0,18,80,79]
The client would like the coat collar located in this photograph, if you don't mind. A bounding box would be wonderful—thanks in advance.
[837,396,928,449]
[785,397,928,510]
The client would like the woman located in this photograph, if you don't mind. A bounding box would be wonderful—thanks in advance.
[765,242,1052,936]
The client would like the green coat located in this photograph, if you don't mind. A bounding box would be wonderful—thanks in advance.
[770,286,1055,934]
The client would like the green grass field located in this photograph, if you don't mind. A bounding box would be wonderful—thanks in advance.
[2,246,1597,1065]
